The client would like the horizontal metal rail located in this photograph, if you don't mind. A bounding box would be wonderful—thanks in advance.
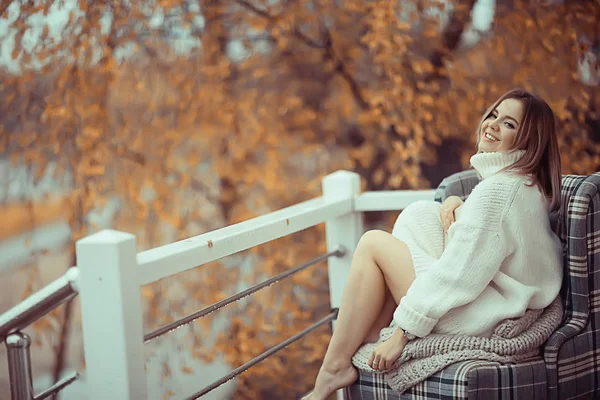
[0,267,79,341]
[144,246,345,342]
[186,309,338,399]
[35,371,79,400]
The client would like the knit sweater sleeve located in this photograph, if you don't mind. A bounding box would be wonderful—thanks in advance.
[393,176,519,337]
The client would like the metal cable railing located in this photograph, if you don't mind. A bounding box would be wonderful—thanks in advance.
[144,246,346,398]
[144,245,346,343]
[1,245,346,399]
[186,309,338,400]
[0,267,80,400]
[33,372,79,400]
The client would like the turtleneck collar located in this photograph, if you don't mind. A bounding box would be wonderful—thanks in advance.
[470,150,526,179]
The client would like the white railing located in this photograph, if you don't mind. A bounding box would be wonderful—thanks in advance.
[0,268,81,400]
[2,170,435,400]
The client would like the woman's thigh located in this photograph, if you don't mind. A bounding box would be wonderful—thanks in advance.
[359,229,416,304]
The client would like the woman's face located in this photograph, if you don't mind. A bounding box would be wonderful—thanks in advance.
[477,98,524,153]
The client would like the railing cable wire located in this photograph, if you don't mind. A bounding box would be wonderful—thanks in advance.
[144,246,346,343]
[185,309,338,400]
[34,371,79,400]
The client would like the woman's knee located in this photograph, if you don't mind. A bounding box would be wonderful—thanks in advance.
[357,229,408,259]
[358,229,410,263]
[357,229,389,251]
[357,230,405,261]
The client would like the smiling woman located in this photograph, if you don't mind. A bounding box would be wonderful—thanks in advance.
[303,88,564,400]
[478,98,524,153]
[473,88,562,212]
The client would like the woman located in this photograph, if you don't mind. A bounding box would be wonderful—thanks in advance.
[303,88,563,400]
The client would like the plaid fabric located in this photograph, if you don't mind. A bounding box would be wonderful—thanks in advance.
[347,358,548,400]
[348,170,600,399]
[433,169,480,204]
[546,173,600,400]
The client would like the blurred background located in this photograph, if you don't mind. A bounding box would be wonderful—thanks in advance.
[0,0,599,398]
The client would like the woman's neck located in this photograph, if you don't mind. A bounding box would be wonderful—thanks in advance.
[470,150,526,179]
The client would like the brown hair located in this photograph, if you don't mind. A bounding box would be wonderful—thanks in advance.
[474,88,562,211]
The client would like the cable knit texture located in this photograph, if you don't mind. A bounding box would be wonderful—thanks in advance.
[351,150,564,392]
[351,297,563,393]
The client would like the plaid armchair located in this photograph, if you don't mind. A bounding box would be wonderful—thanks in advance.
[347,170,600,400]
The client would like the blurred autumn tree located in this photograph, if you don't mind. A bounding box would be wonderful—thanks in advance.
[1,0,599,398]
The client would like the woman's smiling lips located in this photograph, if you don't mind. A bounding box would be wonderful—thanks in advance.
[483,132,499,142]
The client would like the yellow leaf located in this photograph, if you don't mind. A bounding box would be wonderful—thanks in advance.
[83,165,105,177]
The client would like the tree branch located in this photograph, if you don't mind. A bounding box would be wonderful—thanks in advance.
[324,30,369,109]
[0,1,11,18]
[231,0,273,20]
[334,61,369,109]
[429,0,477,69]
[292,26,328,48]
[231,0,327,48]
[51,297,74,400]
[231,0,366,107]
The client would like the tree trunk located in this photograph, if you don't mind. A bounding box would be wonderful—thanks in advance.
[429,0,478,69]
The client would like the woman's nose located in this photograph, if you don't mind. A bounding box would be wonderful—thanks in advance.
[489,120,500,130]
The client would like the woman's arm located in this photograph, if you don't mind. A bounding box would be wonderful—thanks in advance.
[393,177,520,337]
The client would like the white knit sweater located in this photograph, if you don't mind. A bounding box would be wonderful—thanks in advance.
[391,150,563,338]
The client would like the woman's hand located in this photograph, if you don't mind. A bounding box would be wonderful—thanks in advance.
[440,195,464,232]
[368,329,408,371]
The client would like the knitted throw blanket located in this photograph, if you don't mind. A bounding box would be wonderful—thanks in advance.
[351,297,563,393]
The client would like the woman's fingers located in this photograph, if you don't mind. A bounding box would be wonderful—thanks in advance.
[383,358,392,370]
[441,209,454,232]
[443,207,457,225]
[369,351,380,370]
[448,210,455,224]
[372,354,380,370]
[370,351,394,371]
[370,341,404,371]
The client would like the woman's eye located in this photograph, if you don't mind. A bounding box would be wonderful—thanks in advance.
[487,113,497,119]
[505,122,515,129]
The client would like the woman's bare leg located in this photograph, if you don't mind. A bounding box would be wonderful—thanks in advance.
[306,230,416,400]
[363,288,396,344]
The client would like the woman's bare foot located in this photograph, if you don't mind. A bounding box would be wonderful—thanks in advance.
[304,362,358,400]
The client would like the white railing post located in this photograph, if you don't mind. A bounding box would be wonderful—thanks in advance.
[76,229,147,400]
[322,170,364,400]
[322,170,364,310]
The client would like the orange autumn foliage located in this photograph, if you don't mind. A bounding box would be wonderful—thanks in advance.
[1,0,600,398]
